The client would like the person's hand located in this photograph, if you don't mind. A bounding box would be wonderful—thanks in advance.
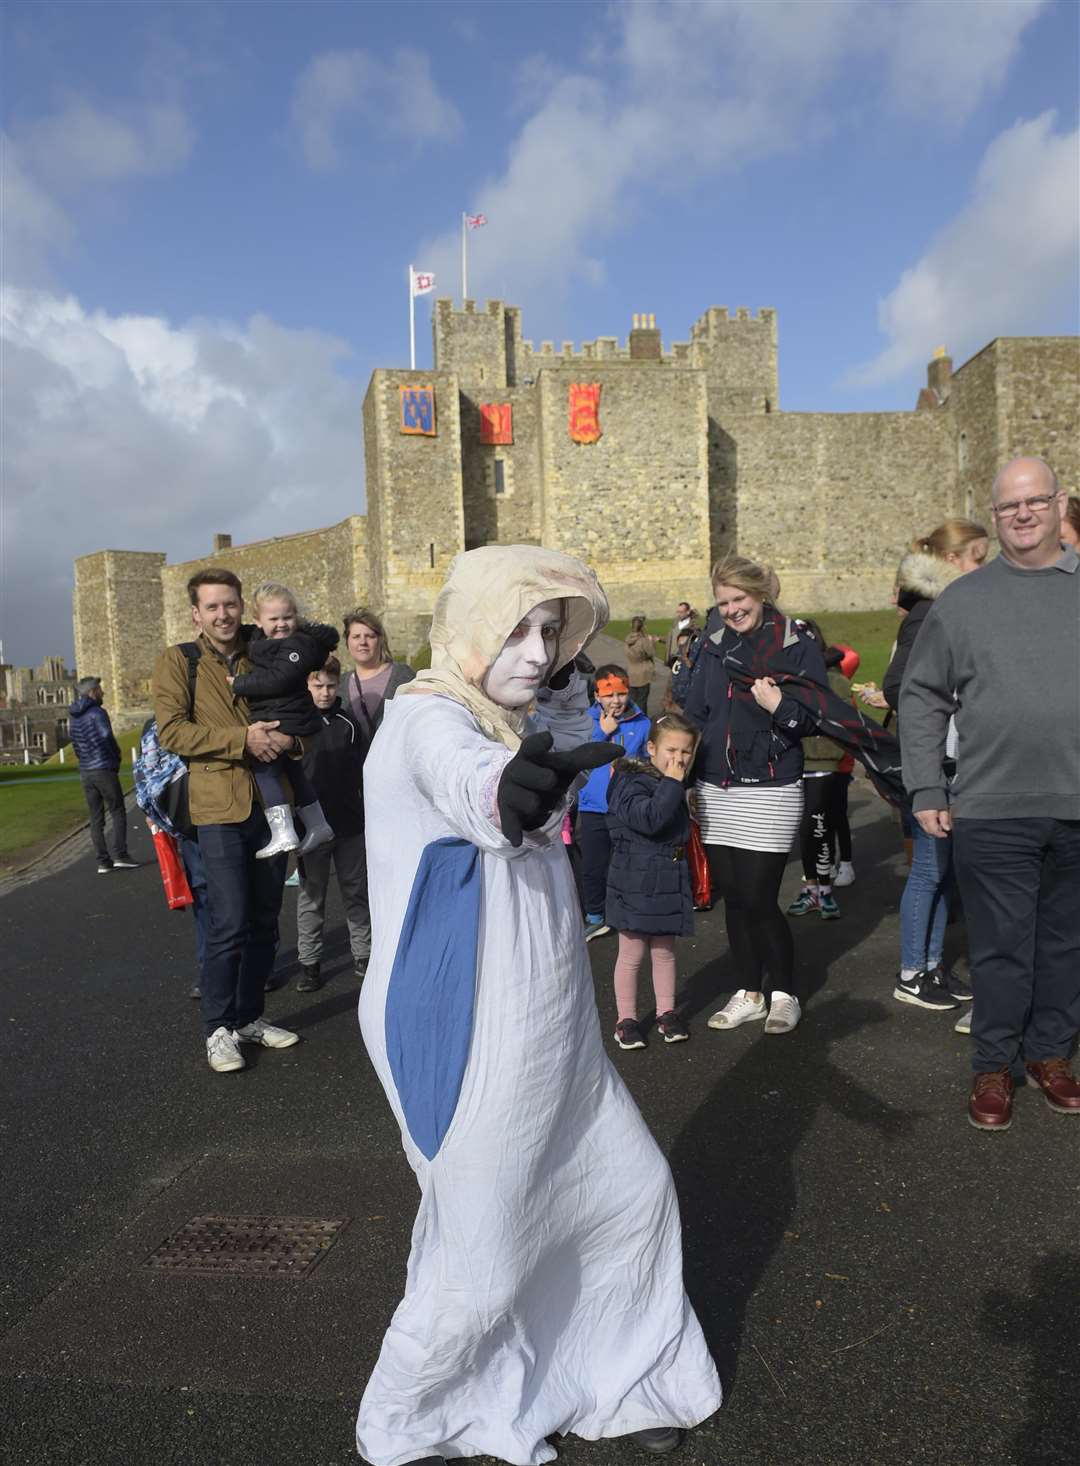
[859,687,888,710]
[599,710,619,736]
[750,677,783,714]
[245,721,289,763]
[225,674,236,687]
[915,808,952,838]
[498,731,620,848]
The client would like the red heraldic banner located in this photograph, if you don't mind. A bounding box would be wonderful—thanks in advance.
[569,383,602,443]
[479,403,513,445]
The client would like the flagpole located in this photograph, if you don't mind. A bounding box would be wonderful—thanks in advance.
[408,265,416,370]
[461,212,467,300]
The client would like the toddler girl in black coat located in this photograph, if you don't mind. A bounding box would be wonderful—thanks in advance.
[228,583,340,859]
[605,711,698,1051]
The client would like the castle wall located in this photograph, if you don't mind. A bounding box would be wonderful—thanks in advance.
[363,370,465,654]
[458,386,543,551]
[73,550,167,721]
[692,307,779,415]
[160,517,367,648]
[537,365,712,617]
[947,342,1004,520]
[720,410,958,609]
[995,337,1080,495]
[433,299,509,391]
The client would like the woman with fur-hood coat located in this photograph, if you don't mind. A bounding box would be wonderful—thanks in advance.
[882,534,986,717]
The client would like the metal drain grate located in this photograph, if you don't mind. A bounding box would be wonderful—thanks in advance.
[143,1214,349,1277]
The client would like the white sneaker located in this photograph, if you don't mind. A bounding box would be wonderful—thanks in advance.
[707,989,767,1030]
[764,991,802,1033]
[206,1026,245,1073]
[234,1018,300,1049]
[832,861,856,888]
[954,1007,972,1035]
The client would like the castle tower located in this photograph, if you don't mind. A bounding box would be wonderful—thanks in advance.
[433,298,517,392]
[362,369,466,655]
[73,550,166,720]
[690,306,779,417]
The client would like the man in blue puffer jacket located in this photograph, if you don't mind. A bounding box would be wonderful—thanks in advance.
[69,677,137,873]
[578,664,651,941]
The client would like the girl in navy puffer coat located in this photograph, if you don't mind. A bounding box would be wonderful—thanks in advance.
[605,712,698,1052]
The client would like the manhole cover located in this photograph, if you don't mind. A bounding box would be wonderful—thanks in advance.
[144,1215,349,1276]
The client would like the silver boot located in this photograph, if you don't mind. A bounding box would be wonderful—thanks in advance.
[256,803,300,859]
[296,800,334,856]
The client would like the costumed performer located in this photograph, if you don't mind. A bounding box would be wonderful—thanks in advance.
[356,544,723,1466]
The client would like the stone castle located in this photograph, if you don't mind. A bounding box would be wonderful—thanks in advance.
[74,300,1079,720]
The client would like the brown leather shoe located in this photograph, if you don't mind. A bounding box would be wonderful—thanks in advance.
[1025,1058,1080,1114]
[969,1068,1014,1130]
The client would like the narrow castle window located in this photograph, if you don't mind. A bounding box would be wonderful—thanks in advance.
[429,542,435,568]
[494,460,506,495]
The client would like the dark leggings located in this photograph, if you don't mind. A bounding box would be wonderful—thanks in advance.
[799,773,844,883]
[253,753,317,809]
[706,843,794,997]
[835,774,853,863]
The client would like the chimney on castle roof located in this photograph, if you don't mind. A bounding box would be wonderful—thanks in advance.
[213,533,232,553]
[927,345,952,400]
[629,312,662,362]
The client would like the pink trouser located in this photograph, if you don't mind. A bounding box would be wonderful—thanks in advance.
[614,932,677,1020]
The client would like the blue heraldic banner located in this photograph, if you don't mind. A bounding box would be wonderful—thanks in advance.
[400,384,436,436]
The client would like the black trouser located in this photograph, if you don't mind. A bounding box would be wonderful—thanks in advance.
[196,807,287,1037]
[629,684,650,719]
[252,754,317,808]
[706,844,794,996]
[799,773,844,883]
[579,811,612,918]
[80,769,129,863]
[953,817,1080,1077]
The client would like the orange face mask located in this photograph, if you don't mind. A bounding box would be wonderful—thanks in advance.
[596,675,630,697]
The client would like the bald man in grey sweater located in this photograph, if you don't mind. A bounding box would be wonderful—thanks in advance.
[900,457,1080,1133]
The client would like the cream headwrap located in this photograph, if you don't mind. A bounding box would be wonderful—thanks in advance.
[398,544,609,750]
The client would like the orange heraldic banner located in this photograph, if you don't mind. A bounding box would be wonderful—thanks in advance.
[569,383,602,443]
[479,403,513,445]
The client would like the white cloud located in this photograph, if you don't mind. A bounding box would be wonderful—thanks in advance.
[291,47,462,172]
[417,0,1050,311]
[0,289,364,664]
[848,111,1080,386]
[19,99,194,185]
[0,135,73,283]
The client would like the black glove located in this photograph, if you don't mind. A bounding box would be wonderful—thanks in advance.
[498,731,620,848]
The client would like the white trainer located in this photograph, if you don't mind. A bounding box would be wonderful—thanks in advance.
[207,1026,245,1073]
[707,989,767,1030]
[764,991,802,1034]
[833,861,856,888]
[234,1018,300,1049]
[954,1007,972,1035]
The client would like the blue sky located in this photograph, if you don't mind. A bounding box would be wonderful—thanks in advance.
[2,0,1078,664]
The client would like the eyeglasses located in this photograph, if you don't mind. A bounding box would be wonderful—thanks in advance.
[992,492,1058,519]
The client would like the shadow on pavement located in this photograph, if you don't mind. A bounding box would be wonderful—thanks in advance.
[668,993,913,1400]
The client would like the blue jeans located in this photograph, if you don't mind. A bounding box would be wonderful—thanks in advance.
[197,809,287,1038]
[180,836,209,971]
[899,821,951,972]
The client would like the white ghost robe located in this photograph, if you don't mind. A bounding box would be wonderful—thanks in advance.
[356,693,722,1466]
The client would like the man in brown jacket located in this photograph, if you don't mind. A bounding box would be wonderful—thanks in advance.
[152,568,301,1074]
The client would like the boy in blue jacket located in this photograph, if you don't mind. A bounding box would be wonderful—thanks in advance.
[578,664,651,941]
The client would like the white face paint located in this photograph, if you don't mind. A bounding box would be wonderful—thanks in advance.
[483,599,562,709]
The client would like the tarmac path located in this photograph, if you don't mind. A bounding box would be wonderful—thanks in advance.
[1,731,1077,1464]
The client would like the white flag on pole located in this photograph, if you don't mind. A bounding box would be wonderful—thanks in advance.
[411,270,435,296]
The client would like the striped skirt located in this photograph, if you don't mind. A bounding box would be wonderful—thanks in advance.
[694,779,803,853]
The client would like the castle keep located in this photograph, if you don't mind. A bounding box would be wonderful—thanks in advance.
[74,301,1079,719]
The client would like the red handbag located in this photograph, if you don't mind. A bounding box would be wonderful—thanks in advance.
[688,819,711,910]
[151,826,194,910]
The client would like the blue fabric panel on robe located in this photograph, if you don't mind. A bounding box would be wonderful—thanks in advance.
[385,837,482,1161]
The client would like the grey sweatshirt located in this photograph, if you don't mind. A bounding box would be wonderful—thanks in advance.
[899,545,1080,819]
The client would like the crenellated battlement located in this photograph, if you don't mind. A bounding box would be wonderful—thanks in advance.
[690,306,777,339]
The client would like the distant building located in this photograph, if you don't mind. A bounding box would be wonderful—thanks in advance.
[73,301,1079,721]
[0,655,78,761]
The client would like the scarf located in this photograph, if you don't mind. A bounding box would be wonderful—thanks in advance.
[719,613,907,808]
[398,544,609,751]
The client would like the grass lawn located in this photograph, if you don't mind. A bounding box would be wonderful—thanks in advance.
[0,730,141,869]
